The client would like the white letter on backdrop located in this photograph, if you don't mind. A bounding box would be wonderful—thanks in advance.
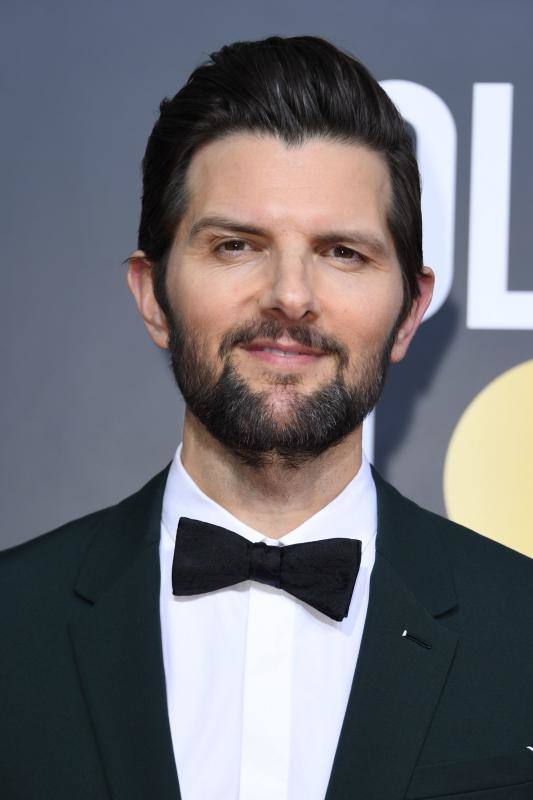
[362,410,375,463]
[467,84,533,329]
[381,80,457,320]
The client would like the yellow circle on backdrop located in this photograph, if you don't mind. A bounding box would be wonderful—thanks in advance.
[444,359,533,558]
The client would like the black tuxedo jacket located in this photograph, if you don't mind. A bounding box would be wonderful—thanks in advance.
[1,464,533,800]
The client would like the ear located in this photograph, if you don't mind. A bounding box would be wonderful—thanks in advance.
[126,250,170,349]
[390,266,435,363]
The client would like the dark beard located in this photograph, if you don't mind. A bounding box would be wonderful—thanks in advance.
[166,314,398,469]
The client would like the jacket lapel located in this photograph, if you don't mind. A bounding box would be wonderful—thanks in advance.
[68,460,459,800]
[325,468,459,800]
[69,465,181,800]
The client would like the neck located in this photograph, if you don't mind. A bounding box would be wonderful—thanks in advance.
[180,409,364,539]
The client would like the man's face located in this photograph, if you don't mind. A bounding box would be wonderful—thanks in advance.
[134,133,431,466]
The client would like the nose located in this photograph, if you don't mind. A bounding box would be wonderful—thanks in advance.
[257,249,319,323]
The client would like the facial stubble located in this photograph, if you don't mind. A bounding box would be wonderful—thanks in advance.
[164,309,401,469]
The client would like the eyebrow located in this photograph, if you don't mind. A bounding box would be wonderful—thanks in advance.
[187,214,389,258]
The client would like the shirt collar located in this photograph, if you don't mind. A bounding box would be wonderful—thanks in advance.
[161,442,377,551]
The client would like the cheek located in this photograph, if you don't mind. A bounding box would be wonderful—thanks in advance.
[324,288,403,377]
[331,290,402,351]
[172,270,244,350]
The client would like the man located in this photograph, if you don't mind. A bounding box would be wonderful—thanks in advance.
[1,35,532,800]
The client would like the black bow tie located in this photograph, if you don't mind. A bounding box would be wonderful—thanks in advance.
[172,518,362,621]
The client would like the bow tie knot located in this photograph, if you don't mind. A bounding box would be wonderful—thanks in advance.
[249,541,282,588]
[172,517,362,621]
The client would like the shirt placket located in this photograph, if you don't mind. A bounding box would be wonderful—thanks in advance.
[238,576,295,800]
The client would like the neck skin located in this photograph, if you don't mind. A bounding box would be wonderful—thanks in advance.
[180,409,363,539]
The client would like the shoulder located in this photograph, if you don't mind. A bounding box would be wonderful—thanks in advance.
[0,463,170,608]
[0,506,118,650]
[375,469,533,628]
[409,492,531,589]
[0,504,115,603]
[425,504,533,630]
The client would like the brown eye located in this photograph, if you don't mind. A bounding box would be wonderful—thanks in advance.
[224,239,246,251]
[324,245,369,266]
[331,245,363,261]
[213,239,254,260]
[214,239,251,256]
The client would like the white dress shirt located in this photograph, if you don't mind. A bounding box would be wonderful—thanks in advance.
[159,443,377,800]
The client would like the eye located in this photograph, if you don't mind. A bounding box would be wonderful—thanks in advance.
[326,245,368,264]
[214,238,253,257]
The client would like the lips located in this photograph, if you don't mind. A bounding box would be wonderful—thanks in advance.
[239,339,326,367]
[255,347,304,357]
[242,339,324,357]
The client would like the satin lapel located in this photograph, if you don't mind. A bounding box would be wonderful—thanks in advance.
[69,465,180,800]
[325,469,459,800]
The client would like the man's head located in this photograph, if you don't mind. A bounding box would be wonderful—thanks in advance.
[127,36,433,467]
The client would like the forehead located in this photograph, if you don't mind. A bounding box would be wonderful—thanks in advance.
[179,132,393,238]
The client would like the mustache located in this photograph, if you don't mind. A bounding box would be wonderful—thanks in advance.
[218,318,349,369]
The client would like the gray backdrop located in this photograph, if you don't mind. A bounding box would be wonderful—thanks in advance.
[2,0,532,551]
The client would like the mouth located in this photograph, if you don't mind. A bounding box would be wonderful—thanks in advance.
[239,339,327,367]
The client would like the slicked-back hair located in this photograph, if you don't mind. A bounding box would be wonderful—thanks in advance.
[138,35,423,322]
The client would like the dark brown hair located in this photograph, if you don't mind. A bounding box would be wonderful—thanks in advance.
[138,35,422,321]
